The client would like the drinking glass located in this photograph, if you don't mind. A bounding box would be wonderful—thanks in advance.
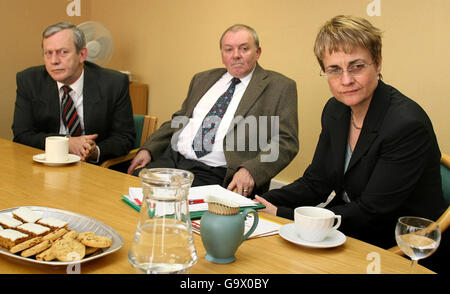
[128,168,197,274]
[395,216,441,273]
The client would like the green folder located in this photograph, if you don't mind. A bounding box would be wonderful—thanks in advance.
[121,195,265,220]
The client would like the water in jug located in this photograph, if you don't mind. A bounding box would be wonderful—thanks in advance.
[128,168,197,274]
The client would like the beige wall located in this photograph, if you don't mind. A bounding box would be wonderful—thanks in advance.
[1,0,449,184]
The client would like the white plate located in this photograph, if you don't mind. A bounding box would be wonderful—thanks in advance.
[0,206,123,266]
[33,153,80,166]
[279,223,346,248]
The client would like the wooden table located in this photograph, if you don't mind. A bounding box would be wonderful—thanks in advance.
[0,139,434,274]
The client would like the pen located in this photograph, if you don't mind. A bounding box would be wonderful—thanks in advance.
[189,199,205,205]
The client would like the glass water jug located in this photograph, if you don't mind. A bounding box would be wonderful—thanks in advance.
[128,168,197,274]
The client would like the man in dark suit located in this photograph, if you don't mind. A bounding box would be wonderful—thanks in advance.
[128,24,299,196]
[12,22,135,164]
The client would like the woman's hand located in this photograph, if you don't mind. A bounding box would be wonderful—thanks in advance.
[254,195,278,216]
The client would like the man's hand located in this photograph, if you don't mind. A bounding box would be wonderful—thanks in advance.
[227,167,255,197]
[68,134,98,161]
[127,149,151,174]
[85,140,99,162]
[254,195,278,216]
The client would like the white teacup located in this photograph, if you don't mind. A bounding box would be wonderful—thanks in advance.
[45,136,69,163]
[294,206,341,242]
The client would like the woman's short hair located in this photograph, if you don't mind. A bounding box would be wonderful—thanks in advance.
[42,22,86,53]
[313,15,383,70]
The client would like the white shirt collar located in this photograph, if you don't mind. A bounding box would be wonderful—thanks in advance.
[57,69,84,96]
[225,66,255,87]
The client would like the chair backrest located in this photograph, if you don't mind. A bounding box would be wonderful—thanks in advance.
[441,153,450,204]
[139,115,158,147]
[438,153,450,233]
[388,153,450,255]
[133,115,158,149]
[133,114,146,149]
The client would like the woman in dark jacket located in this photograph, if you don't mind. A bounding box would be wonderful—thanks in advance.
[256,16,447,256]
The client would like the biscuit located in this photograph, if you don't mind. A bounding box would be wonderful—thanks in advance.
[85,246,101,256]
[43,228,68,241]
[80,235,112,248]
[76,231,95,242]
[35,247,56,261]
[53,238,86,262]
[62,230,79,240]
[21,239,52,258]
[9,236,43,254]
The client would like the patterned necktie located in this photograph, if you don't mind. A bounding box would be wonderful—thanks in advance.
[192,77,241,158]
[61,85,83,137]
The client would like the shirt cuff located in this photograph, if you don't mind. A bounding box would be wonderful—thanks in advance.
[88,146,101,163]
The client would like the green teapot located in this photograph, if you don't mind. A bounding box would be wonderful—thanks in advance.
[200,196,259,264]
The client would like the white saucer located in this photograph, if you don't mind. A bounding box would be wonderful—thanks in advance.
[279,223,346,249]
[33,153,81,166]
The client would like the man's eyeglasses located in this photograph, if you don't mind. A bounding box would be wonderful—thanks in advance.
[320,62,374,79]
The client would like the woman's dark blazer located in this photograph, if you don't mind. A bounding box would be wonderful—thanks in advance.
[262,80,447,248]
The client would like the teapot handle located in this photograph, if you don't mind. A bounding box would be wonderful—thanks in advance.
[241,208,259,243]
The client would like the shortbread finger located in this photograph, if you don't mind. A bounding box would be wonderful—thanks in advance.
[36,247,56,261]
[9,236,42,254]
[43,228,68,241]
[21,240,52,257]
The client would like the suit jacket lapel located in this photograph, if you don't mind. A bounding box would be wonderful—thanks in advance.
[41,74,61,131]
[328,102,350,186]
[82,64,102,132]
[347,80,391,171]
[234,63,268,118]
[224,64,268,136]
[186,69,227,117]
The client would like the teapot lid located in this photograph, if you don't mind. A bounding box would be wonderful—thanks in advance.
[205,195,240,215]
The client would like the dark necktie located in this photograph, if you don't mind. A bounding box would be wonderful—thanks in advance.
[61,85,83,137]
[192,77,241,158]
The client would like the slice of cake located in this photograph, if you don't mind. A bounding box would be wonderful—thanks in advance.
[37,217,68,231]
[17,223,51,237]
[0,229,29,249]
[12,207,41,223]
[0,214,23,229]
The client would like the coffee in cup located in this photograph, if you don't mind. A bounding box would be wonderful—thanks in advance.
[45,136,69,162]
[294,206,341,242]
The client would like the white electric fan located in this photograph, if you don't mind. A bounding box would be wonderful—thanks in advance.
[77,21,114,67]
